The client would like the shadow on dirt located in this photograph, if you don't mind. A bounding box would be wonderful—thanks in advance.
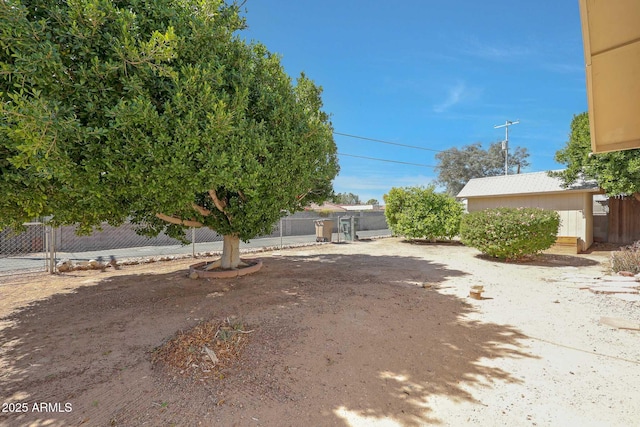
[476,253,601,268]
[0,249,535,426]
[399,239,464,246]
[397,238,602,268]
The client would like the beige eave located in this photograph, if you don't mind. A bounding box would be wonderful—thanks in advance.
[579,0,640,153]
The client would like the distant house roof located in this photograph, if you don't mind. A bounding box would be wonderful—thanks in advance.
[306,202,385,212]
[341,204,381,211]
[305,202,348,212]
[456,170,601,199]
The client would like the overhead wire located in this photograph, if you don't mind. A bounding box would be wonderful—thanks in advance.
[334,131,442,168]
[337,153,437,168]
[334,132,444,153]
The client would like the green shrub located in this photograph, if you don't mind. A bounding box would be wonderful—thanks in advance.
[383,186,463,241]
[460,207,560,260]
[610,241,640,274]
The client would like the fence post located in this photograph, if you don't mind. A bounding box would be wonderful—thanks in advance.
[48,226,56,274]
[191,227,196,257]
[280,217,283,248]
[45,225,50,272]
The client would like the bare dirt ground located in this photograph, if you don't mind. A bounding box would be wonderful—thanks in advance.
[1,237,639,427]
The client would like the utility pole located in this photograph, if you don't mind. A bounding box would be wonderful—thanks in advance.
[494,120,519,175]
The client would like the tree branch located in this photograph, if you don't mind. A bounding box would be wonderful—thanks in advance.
[192,203,211,216]
[156,213,203,227]
[296,189,312,201]
[208,189,233,225]
[208,189,227,212]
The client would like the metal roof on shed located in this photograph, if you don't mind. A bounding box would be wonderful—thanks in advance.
[456,170,601,199]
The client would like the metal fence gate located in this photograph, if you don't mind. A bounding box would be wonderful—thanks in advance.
[0,222,52,276]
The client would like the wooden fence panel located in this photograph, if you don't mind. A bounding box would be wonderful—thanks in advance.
[608,196,640,244]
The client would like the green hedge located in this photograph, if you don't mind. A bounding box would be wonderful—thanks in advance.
[460,207,560,260]
[384,186,463,241]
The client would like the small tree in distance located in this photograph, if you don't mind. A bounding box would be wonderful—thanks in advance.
[435,142,530,196]
[331,192,362,205]
[383,186,463,242]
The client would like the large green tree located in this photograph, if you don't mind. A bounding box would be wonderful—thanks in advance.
[435,142,530,196]
[0,0,338,269]
[383,186,462,241]
[553,112,640,195]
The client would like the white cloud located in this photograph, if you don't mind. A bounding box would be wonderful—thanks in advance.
[461,36,534,61]
[433,81,476,113]
[433,82,465,113]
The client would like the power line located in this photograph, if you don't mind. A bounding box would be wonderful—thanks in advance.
[334,132,444,153]
[337,152,437,168]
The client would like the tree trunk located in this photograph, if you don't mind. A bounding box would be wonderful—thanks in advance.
[221,234,241,269]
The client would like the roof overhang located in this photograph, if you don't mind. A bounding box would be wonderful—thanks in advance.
[460,188,604,200]
[579,0,640,153]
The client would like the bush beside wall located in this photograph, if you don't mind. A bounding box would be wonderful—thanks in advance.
[460,207,560,260]
[384,186,463,241]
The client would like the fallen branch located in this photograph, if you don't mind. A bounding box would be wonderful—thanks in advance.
[214,328,255,339]
[232,329,255,334]
[203,346,219,364]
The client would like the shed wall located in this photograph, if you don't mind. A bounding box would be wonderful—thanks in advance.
[583,193,594,248]
[608,196,640,244]
[466,193,593,251]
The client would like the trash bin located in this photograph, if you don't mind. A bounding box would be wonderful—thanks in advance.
[314,219,335,242]
[339,216,359,241]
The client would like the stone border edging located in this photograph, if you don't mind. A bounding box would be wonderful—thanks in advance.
[189,258,263,279]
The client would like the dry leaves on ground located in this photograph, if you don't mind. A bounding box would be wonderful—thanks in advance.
[151,317,252,381]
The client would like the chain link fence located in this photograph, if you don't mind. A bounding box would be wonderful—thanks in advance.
[0,222,49,275]
[0,211,389,276]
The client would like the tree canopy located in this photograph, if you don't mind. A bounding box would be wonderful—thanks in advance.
[383,186,462,241]
[553,112,640,195]
[0,0,339,268]
[435,142,530,196]
[331,192,362,205]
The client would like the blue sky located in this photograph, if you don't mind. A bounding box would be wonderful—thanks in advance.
[242,1,587,203]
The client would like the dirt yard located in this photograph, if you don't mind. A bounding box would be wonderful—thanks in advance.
[1,237,638,427]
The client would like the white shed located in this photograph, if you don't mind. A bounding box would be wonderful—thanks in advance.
[457,171,602,252]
